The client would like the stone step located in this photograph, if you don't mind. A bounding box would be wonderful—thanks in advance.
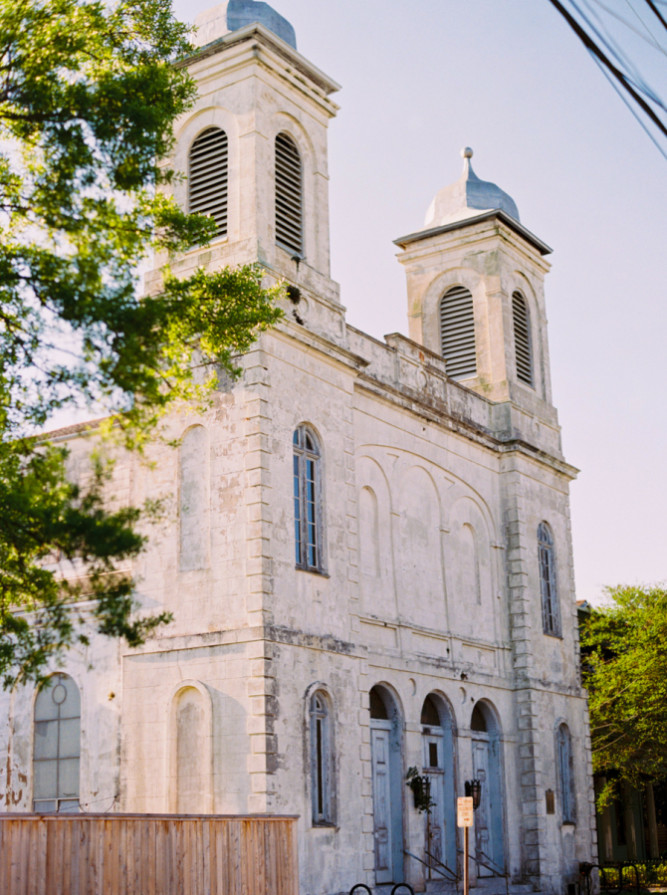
[425,880,535,895]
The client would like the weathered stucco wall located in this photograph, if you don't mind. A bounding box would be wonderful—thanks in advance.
[0,16,596,895]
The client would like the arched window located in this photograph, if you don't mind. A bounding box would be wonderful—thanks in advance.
[512,291,533,386]
[189,127,228,238]
[440,285,476,379]
[557,723,576,823]
[275,132,303,256]
[538,522,560,636]
[293,425,323,572]
[33,673,80,813]
[309,690,335,825]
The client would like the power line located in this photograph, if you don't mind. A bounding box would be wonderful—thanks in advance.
[546,0,667,145]
[644,0,667,30]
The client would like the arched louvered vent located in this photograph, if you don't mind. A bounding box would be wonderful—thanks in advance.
[275,133,303,256]
[189,127,228,237]
[440,285,476,379]
[512,291,533,386]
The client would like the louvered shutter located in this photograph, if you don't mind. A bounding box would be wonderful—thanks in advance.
[440,286,476,379]
[512,292,533,386]
[189,127,228,237]
[275,133,303,255]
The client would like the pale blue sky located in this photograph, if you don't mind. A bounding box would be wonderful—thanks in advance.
[173,0,666,605]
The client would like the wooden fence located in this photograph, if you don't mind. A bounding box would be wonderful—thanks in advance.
[0,813,298,895]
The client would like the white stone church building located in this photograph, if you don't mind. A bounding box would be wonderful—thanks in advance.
[0,2,597,892]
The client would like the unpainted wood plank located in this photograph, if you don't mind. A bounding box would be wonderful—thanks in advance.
[77,817,89,895]
[202,820,210,895]
[62,816,73,895]
[227,819,240,895]
[154,819,168,895]
[7,819,21,895]
[68,818,80,895]
[142,815,154,895]
[92,815,105,894]
[174,817,185,895]
[105,817,119,895]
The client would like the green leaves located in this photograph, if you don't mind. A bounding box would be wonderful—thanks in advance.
[0,0,283,685]
[581,585,667,805]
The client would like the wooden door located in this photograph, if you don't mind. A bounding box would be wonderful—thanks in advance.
[472,737,493,876]
[423,731,445,869]
[371,721,394,884]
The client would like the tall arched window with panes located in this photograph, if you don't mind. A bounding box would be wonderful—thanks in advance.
[275,132,303,256]
[33,673,80,813]
[440,285,476,379]
[309,689,335,825]
[538,522,560,636]
[293,425,323,572]
[188,127,228,238]
[557,723,576,823]
[512,291,534,386]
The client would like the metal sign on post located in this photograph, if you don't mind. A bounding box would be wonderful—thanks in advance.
[457,796,474,828]
[457,796,474,895]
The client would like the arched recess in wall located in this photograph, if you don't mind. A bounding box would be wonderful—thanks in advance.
[357,455,396,619]
[421,692,457,874]
[369,684,405,886]
[179,425,210,571]
[271,115,317,265]
[174,107,240,243]
[446,496,497,643]
[395,465,444,629]
[510,273,545,397]
[470,700,505,875]
[412,268,480,358]
[33,673,80,813]
[188,126,229,238]
[169,683,213,813]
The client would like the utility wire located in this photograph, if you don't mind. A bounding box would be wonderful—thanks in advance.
[579,0,665,109]
[644,0,667,30]
[590,46,667,159]
[546,0,667,140]
[588,0,667,55]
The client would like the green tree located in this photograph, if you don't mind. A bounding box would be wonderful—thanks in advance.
[581,584,667,805]
[0,0,283,686]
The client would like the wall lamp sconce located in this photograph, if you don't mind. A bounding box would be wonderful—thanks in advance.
[465,779,482,810]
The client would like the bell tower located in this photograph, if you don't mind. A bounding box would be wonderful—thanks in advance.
[394,148,558,438]
[149,1,341,307]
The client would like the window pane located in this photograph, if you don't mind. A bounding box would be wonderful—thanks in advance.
[34,760,58,799]
[58,799,80,813]
[58,758,80,799]
[34,689,59,722]
[33,799,57,813]
[58,676,81,718]
[34,720,59,760]
[58,718,81,759]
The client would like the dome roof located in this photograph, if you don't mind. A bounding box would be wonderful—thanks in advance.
[193,1,297,50]
[424,148,520,228]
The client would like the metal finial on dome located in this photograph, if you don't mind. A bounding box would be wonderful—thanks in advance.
[424,148,520,228]
[193,1,297,50]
